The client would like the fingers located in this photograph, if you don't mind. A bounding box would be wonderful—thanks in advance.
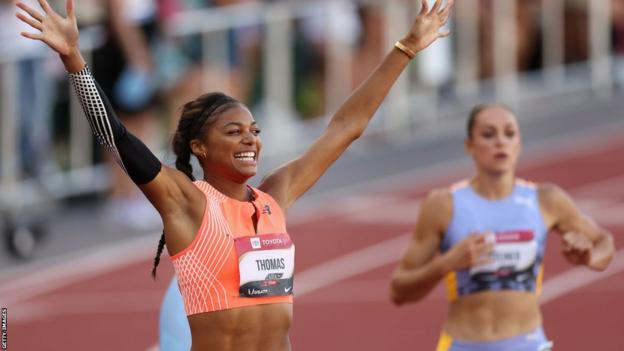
[469,235,494,265]
[16,2,44,22]
[471,231,494,244]
[474,240,494,256]
[563,232,593,252]
[16,12,42,31]
[438,31,451,38]
[420,0,429,16]
[66,0,75,19]
[439,0,454,16]
[474,254,493,266]
[20,31,43,41]
[37,0,52,14]
[431,0,443,13]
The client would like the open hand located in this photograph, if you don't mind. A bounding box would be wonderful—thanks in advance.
[562,231,592,265]
[403,0,454,53]
[16,0,78,56]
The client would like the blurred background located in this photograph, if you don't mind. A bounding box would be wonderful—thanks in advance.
[0,0,623,350]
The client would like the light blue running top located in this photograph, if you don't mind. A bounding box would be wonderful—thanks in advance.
[440,179,548,299]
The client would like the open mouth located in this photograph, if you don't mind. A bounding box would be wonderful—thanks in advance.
[494,152,508,160]
[234,151,257,163]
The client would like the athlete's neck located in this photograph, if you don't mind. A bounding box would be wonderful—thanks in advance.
[470,171,515,200]
[203,176,252,201]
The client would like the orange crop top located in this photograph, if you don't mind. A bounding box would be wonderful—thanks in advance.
[170,181,294,315]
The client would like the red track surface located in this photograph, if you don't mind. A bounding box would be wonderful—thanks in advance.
[6,133,624,351]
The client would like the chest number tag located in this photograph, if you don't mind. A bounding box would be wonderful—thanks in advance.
[470,230,538,280]
[235,233,295,297]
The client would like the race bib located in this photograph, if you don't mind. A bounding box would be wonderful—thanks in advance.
[234,233,295,297]
[470,230,537,278]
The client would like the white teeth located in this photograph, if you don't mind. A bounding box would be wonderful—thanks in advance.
[234,151,256,160]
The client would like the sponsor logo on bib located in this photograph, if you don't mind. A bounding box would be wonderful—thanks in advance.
[250,237,261,249]
[235,233,295,297]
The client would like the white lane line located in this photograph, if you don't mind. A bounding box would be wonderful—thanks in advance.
[287,123,624,224]
[539,249,624,305]
[0,235,156,306]
[296,234,410,296]
[1,131,623,308]
[10,236,623,325]
[571,175,624,198]
[343,201,421,225]
[10,290,164,322]
[340,174,624,226]
[11,235,412,323]
[2,175,622,306]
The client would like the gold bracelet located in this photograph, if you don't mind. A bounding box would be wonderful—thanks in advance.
[394,41,416,59]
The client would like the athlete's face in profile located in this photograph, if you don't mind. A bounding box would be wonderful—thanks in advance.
[465,107,521,175]
[195,105,262,181]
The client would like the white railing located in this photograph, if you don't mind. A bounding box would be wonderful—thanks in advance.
[0,0,620,211]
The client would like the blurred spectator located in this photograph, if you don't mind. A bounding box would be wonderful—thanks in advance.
[477,0,542,79]
[84,0,161,229]
[0,0,56,179]
[294,0,360,117]
[613,0,624,53]
[158,0,263,129]
[352,3,384,88]
[564,0,589,64]
[613,0,624,86]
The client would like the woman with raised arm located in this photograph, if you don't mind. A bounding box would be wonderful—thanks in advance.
[17,0,454,350]
[390,104,615,351]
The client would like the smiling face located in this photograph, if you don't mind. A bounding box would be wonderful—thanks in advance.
[465,106,522,176]
[191,104,262,183]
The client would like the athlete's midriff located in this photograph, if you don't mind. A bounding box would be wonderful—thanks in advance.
[188,303,292,351]
[444,291,542,341]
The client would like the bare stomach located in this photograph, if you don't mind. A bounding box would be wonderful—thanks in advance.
[188,303,293,351]
[444,291,542,341]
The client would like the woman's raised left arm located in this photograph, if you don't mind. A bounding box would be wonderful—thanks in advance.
[261,0,454,211]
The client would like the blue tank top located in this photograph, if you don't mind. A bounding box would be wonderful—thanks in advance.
[441,179,548,301]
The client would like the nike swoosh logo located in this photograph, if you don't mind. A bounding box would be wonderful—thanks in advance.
[284,286,292,293]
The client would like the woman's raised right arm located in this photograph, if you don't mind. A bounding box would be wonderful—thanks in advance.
[16,0,201,216]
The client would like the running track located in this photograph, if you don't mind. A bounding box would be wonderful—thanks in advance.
[2,132,623,350]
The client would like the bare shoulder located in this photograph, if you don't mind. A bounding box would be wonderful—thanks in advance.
[418,187,453,231]
[423,187,453,209]
[537,182,571,209]
[537,182,579,228]
[142,166,204,214]
[257,163,291,207]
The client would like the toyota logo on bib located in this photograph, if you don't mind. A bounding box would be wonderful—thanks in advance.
[250,237,261,249]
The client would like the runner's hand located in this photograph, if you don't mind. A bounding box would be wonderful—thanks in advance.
[16,0,78,56]
[401,0,454,53]
[442,232,494,271]
[562,231,592,265]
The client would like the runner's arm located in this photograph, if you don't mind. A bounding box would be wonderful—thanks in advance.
[15,0,200,216]
[539,183,614,271]
[259,0,454,211]
[391,188,494,304]
[390,189,452,305]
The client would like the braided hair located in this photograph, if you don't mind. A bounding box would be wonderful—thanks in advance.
[151,92,240,279]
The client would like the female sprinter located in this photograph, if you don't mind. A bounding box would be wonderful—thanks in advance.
[390,104,615,351]
[17,0,454,350]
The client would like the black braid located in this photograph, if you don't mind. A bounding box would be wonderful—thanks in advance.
[151,232,166,280]
[150,92,240,279]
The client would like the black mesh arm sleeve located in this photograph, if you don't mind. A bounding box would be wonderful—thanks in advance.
[68,66,162,184]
